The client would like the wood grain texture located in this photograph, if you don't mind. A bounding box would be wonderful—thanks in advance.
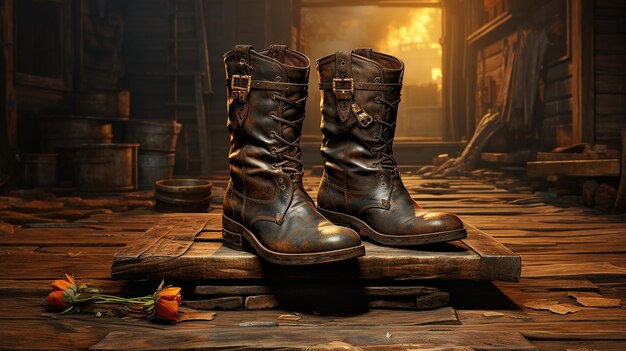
[112,221,521,282]
[89,326,537,351]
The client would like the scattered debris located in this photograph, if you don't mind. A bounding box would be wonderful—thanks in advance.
[277,313,302,321]
[482,311,505,318]
[432,154,449,166]
[177,312,216,322]
[547,303,583,315]
[522,299,582,315]
[239,321,279,327]
[568,292,622,308]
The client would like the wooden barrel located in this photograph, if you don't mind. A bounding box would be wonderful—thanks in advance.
[154,179,213,212]
[125,119,182,152]
[19,153,57,188]
[73,144,138,192]
[138,150,176,189]
[41,115,113,152]
[75,90,130,119]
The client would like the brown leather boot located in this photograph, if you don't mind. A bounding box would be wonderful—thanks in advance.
[222,45,364,265]
[316,49,466,246]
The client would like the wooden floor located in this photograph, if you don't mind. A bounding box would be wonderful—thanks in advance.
[1,171,626,350]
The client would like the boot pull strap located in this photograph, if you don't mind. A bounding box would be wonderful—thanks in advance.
[234,45,254,73]
[334,51,353,122]
[232,45,254,126]
[267,44,287,63]
[353,48,373,58]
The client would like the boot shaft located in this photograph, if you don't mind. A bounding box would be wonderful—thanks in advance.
[223,45,310,224]
[317,49,404,188]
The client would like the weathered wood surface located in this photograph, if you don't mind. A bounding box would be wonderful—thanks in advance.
[2,172,626,349]
[89,327,537,351]
[111,222,521,282]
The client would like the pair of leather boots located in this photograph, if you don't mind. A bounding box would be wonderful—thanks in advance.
[222,44,466,265]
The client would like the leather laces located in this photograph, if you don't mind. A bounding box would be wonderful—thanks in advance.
[270,93,307,182]
[372,97,401,171]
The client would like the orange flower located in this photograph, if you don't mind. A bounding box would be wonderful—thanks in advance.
[46,290,71,311]
[51,274,76,292]
[154,286,181,322]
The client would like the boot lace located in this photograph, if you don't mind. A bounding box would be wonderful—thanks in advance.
[269,93,307,182]
[372,97,401,172]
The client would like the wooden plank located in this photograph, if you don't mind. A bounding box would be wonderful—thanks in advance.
[114,216,208,261]
[112,224,520,282]
[112,225,174,259]
[521,262,626,279]
[0,228,139,247]
[462,224,521,282]
[536,151,620,161]
[89,326,537,351]
[480,153,535,164]
[193,285,440,297]
[526,159,620,177]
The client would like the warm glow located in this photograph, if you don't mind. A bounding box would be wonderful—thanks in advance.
[381,8,439,55]
[431,67,442,81]
[379,8,442,87]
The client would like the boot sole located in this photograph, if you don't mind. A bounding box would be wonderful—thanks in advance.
[318,207,467,246]
[222,215,365,265]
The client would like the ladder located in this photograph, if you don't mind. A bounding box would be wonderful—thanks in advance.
[170,0,212,176]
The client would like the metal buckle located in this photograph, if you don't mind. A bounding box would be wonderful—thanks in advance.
[351,102,373,127]
[332,77,354,99]
[230,74,251,101]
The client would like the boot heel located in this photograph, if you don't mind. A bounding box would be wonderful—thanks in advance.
[222,215,244,251]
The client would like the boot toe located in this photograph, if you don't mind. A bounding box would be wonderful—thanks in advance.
[421,212,464,232]
[319,224,362,251]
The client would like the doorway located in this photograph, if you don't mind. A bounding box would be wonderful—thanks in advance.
[299,2,444,143]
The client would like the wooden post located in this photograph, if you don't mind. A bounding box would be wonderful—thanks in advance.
[0,0,17,185]
[570,0,595,144]
[441,0,468,142]
[612,128,626,214]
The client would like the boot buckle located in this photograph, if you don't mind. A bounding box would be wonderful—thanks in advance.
[332,78,354,100]
[351,103,373,127]
[230,74,251,101]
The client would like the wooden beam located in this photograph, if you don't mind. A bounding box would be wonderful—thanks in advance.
[570,0,595,144]
[527,159,621,177]
[0,0,16,186]
[612,128,626,213]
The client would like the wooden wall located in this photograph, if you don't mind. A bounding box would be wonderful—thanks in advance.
[120,0,293,175]
[10,0,124,154]
[0,0,17,185]
[468,0,625,152]
[594,0,626,149]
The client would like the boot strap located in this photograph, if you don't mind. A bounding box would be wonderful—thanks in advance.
[334,52,353,122]
[232,45,254,125]
[226,78,308,93]
[319,81,401,91]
